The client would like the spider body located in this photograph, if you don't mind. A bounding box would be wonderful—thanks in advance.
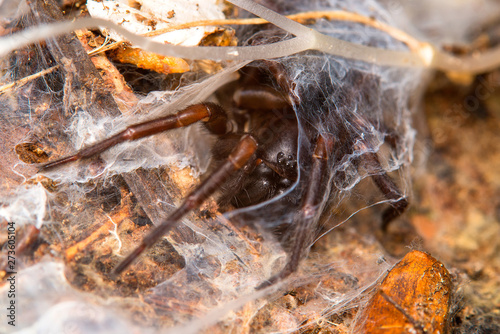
[40,61,408,288]
[213,93,299,209]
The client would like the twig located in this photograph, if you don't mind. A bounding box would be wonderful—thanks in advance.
[65,193,132,261]
[144,10,423,52]
[0,65,60,94]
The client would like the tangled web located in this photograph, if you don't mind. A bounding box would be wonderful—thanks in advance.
[0,0,498,333]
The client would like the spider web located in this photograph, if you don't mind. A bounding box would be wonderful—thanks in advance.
[0,0,499,333]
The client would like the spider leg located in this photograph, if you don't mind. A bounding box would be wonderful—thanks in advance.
[39,103,228,171]
[349,115,408,229]
[112,134,257,277]
[233,85,290,110]
[362,152,408,230]
[257,135,333,289]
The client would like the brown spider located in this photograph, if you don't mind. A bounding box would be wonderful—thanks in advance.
[40,60,408,289]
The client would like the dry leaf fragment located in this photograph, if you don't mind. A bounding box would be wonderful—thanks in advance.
[354,250,452,334]
[112,46,190,74]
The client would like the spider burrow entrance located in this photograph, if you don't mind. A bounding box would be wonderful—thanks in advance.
[39,62,411,288]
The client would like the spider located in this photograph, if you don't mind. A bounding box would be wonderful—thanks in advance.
[40,59,408,289]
